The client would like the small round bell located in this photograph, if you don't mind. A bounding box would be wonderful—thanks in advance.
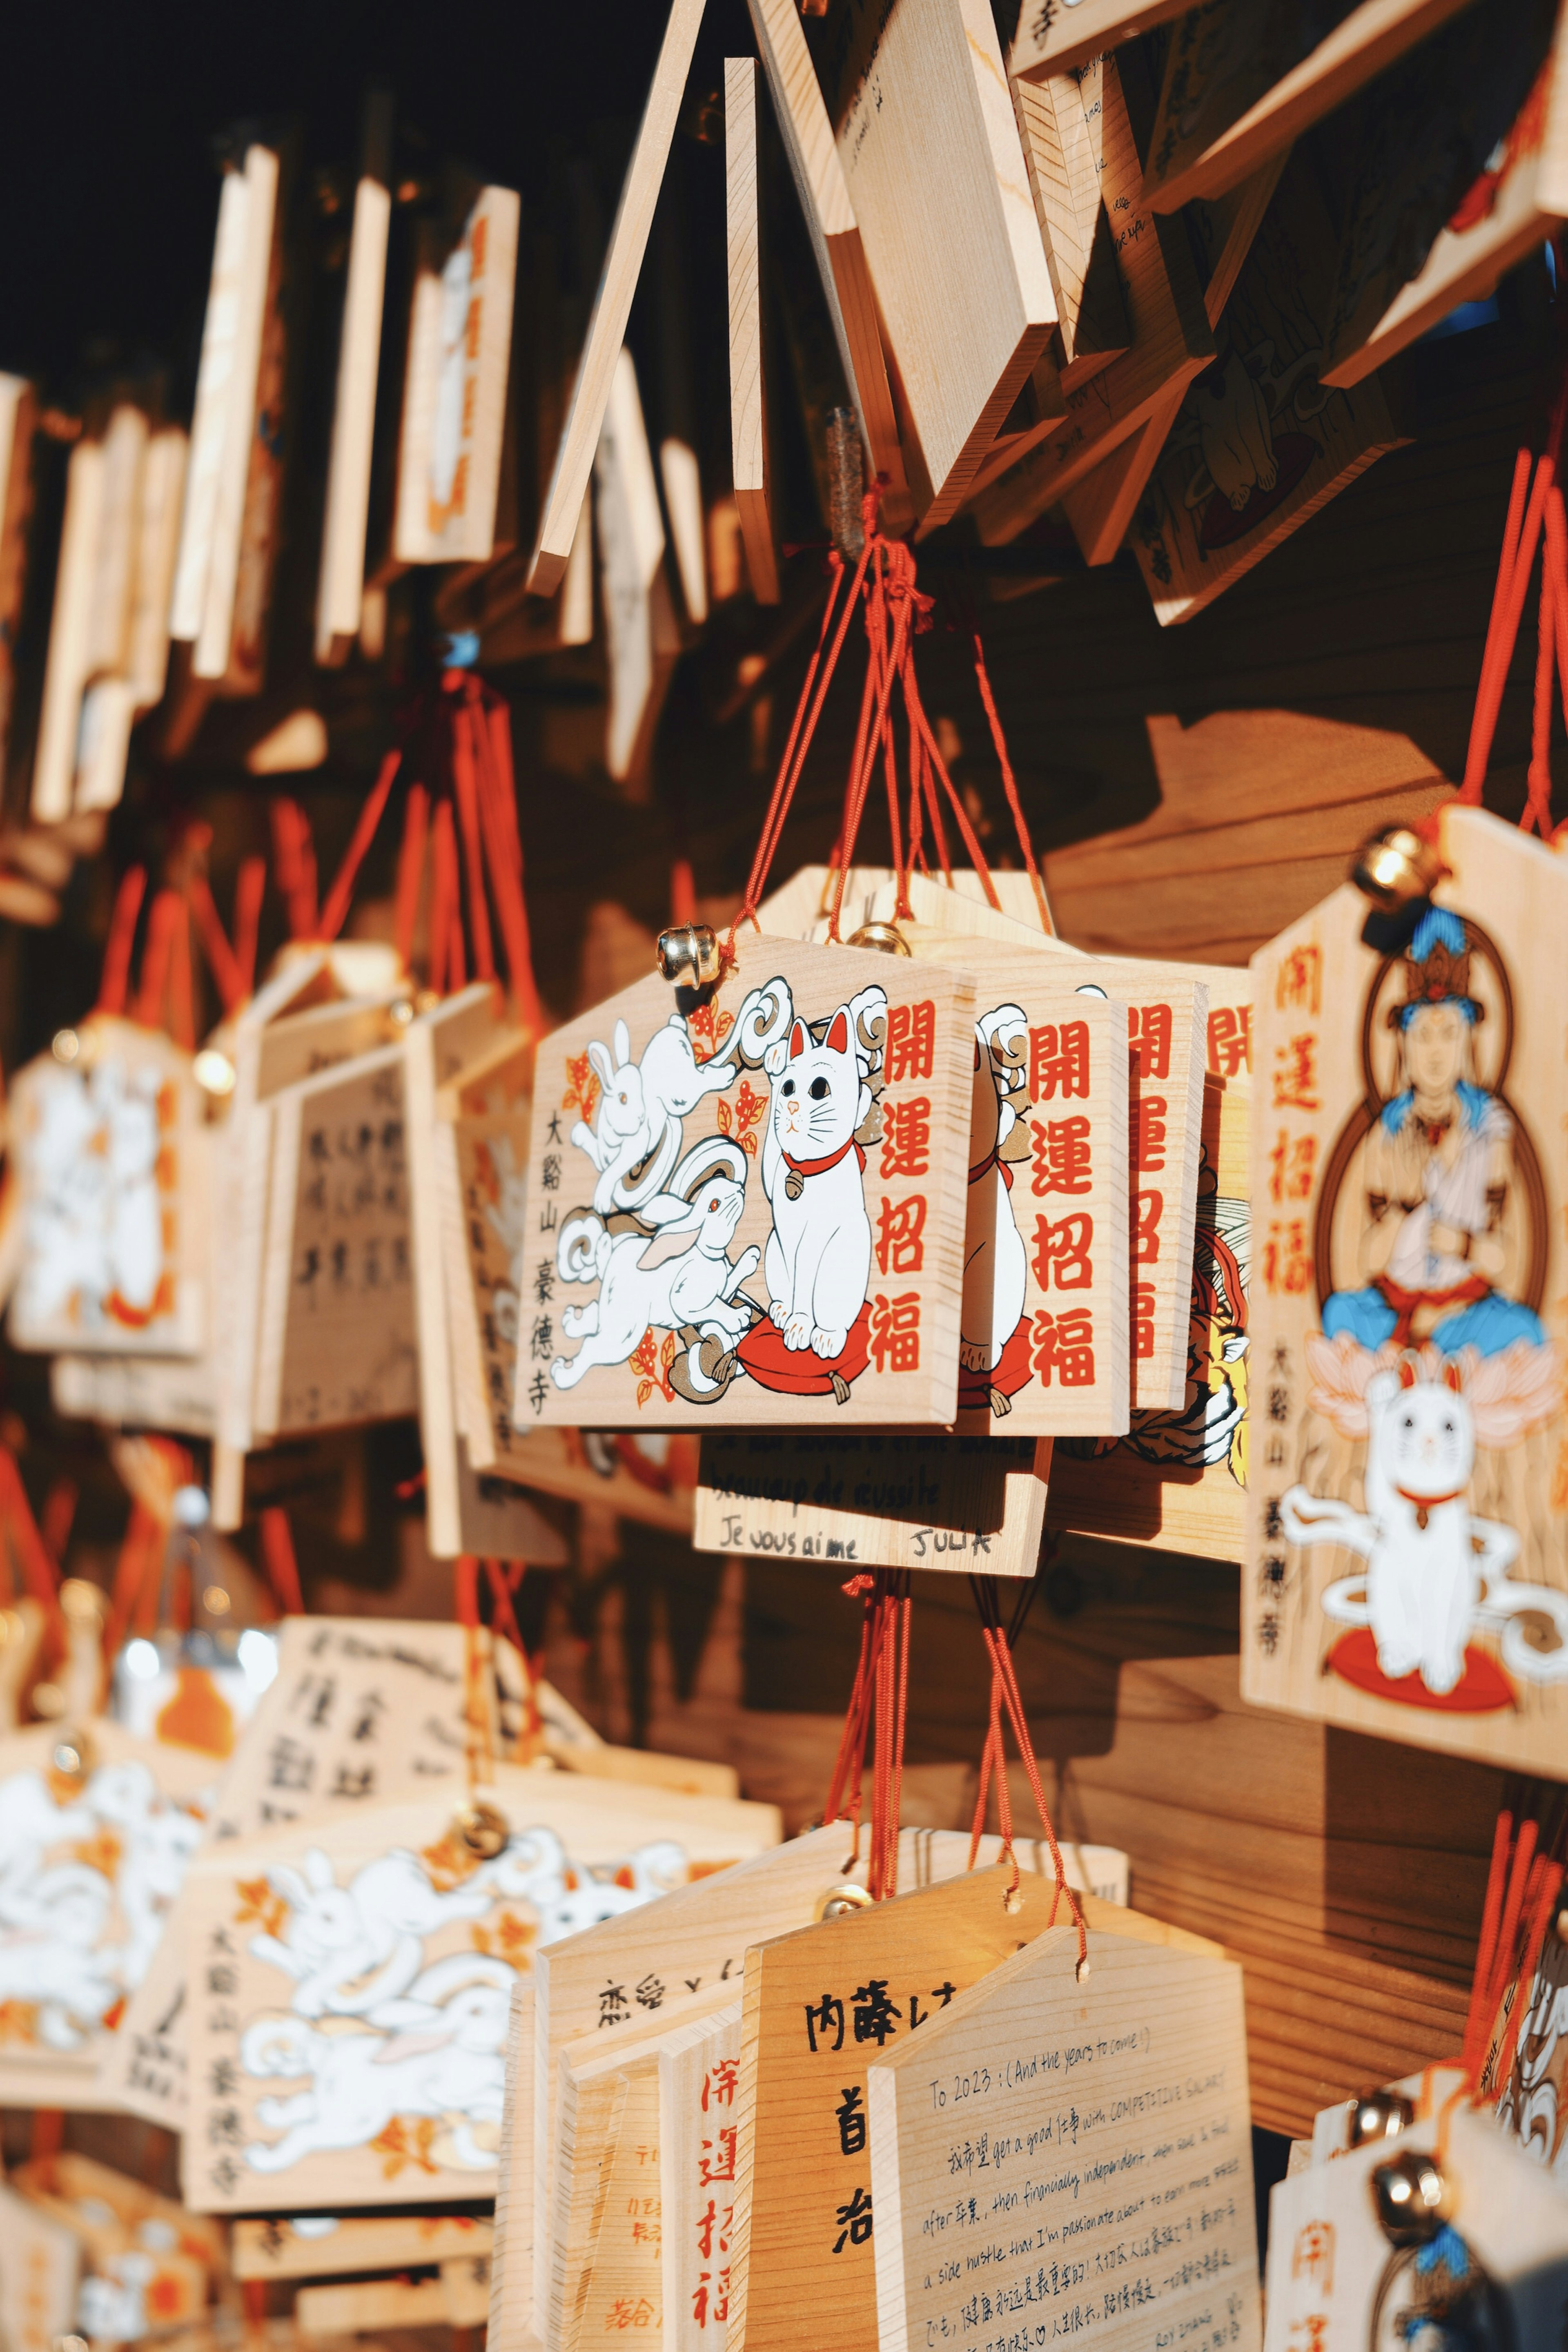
[1348,2089,1416,2148]
[657,923,722,987]
[1371,2147,1448,2245]
[816,1882,874,1921]
[1351,825,1446,912]
[846,921,911,956]
[50,1729,95,1783]
[453,1799,510,1860]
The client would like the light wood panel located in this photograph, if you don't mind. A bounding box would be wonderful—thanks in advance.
[816,0,1057,527]
[1009,0,1194,82]
[1011,69,1129,383]
[726,60,779,608]
[660,1997,744,2352]
[527,0,707,595]
[233,2214,492,2282]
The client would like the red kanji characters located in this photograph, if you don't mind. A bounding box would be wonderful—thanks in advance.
[1029,1019,1090,1102]
[1276,945,1322,1017]
[1133,1281,1155,1360]
[1134,1191,1162,1263]
[1132,1094,1167,1174]
[1262,1219,1312,1295]
[1207,1005,1252,1078]
[880,1098,931,1179]
[701,2059,738,2111]
[1128,1002,1172,1080]
[1031,1212,1094,1291]
[875,1194,927,1275]
[1030,1115,1092,1196]
[1269,1130,1317,1203]
[870,1292,921,1373]
[886,999,936,1083]
[699,2125,737,2185]
[1031,1308,1096,1387]
[1272,1033,1319,1112]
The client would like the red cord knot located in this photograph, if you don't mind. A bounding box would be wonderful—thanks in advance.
[841,1574,875,1598]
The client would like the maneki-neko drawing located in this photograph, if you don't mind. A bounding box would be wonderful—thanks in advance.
[1249,809,1568,1766]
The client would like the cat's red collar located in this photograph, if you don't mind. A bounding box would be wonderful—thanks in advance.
[782,1137,866,1178]
[968,1146,1013,1190]
[1394,1484,1465,1511]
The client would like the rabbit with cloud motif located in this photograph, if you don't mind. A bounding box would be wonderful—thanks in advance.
[573,1016,736,1221]
[551,1152,758,1391]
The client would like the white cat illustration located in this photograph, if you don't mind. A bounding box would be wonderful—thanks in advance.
[761,1006,875,1360]
[960,1006,1032,1412]
[1281,1356,1519,1694]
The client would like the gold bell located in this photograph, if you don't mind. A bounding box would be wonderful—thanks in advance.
[657,923,722,987]
[50,1729,95,1783]
[454,1799,510,1860]
[816,1882,874,1921]
[1348,2089,1415,2147]
[1351,824,1446,912]
[846,921,911,956]
[1371,2147,1448,2245]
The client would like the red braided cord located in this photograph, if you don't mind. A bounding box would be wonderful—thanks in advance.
[449,705,497,983]
[317,750,402,945]
[970,626,1054,934]
[96,867,147,1017]
[394,785,430,977]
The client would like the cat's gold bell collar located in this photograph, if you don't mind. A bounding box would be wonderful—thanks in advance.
[657,923,722,987]
[1351,824,1446,912]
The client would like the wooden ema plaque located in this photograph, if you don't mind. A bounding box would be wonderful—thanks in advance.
[8,1014,207,1358]
[181,1770,780,2213]
[661,1999,744,2352]
[435,1022,536,1477]
[692,1431,1051,1577]
[904,880,1210,1414]
[512,934,976,1430]
[1247,805,1568,1769]
[729,1871,1140,2352]
[1049,1070,1252,1561]
[0,1719,213,2110]
[866,1922,1259,2352]
[0,2178,79,2352]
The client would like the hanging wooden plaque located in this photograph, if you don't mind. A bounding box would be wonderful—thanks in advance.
[1263,2102,1568,2350]
[729,1871,1155,2352]
[490,1977,536,2352]
[0,2177,80,2352]
[1049,1066,1251,1560]
[1247,804,1568,1769]
[512,936,976,1430]
[903,880,1212,1412]
[181,1770,779,2213]
[8,1016,207,1358]
[662,1997,744,2352]
[867,1920,1258,2352]
[692,1431,1052,1577]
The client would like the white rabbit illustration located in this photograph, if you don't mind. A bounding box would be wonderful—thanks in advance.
[1281,1356,1519,1694]
[241,1979,511,2174]
[960,1006,1032,1405]
[572,1016,735,1219]
[246,1847,494,2017]
[551,1169,759,1391]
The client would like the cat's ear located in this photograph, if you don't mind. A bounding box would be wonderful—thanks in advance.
[788,1020,808,1060]
[826,1009,850,1054]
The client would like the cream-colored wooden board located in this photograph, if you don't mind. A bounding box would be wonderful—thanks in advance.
[549,1739,739,1803]
[296,2263,491,2336]
[661,1998,743,2352]
[1246,803,1568,1772]
[729,1874,1167,2352]
[1130,150,1408,625]
[967,50,1213,554]
[1011,70,1129,382]
[597,346,680,787]
[693,1431,1052,1576]
[0,2179,80,2352]
[528,0,707,595]
[756,863,1062,945]
[182,1769,779,2213]
[745,0,906,504]
[1263,2104,1568,2348]
[100,1615,530,2132]
[1322,0,1568,388]
[436,1029,537,1478]
[548,2059,633,2352]
[234,2213,492,2282]
[512,933,976,1429]
[1048,1068,1250,1561]
[0,1719,214,2111]
[819,0,1057,527]
[316,173,390,657]
[53,1349,217,1435]
[32,434,104,822]
[9,1014,207,1358]
[726,59,779,609]
[252,1041,419,1438]
[483,1429,699,1534]
[492,1978,541,2352]
[1010,0,1193,81]
[405,983,509,1555]
[1143,0,1481,216]
[193,140,281,685]
[905,901,1205,1418]
[867,1924,1259,2352]
[394,185,519,566]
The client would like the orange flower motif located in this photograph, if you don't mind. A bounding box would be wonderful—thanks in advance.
[686,1004,734,1066]
[419,1832,483,1893]
[472,1910,536,1963]
[0,2001,38,2046]
[563,1050,600,1124]
[630,1327,678,1410]
[234,1875,289,1939]
[71,1830,122,1879]
[371,2117,441,2178]
[716,1080,765,1159]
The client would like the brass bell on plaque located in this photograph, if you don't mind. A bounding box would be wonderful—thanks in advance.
[657,923,722,987]
[816,1882,874,1921]
[454,1799,510,1859]
[1351,824,1446,912]
[1372,2148,1448,2245]
[846,921,911,956]
[1348,2089,1416,2147]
